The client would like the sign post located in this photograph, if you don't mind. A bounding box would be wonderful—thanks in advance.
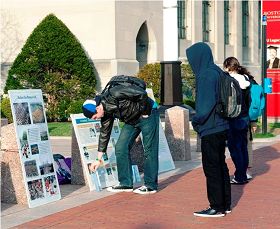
[261,14,267,134]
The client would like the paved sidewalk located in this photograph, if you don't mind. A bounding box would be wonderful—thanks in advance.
[1,136,280,229]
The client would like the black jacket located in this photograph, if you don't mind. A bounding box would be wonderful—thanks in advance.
[98,84,153,152]
[267,57,280,69]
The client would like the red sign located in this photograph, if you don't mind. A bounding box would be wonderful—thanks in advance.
[263,0,280,117]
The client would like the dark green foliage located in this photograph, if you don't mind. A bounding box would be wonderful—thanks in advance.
[183,98,195,109]
[0,97,13,123]
[66,99,84,117]
[4,14,96,121]
[137,63,161,99]
[181,63,195,99]
[137,62,195,102]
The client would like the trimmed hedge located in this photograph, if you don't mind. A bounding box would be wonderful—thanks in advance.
[1,97,13,123]
[4,14,97,121]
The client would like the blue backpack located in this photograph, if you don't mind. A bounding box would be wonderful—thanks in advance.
[247,80,265,121]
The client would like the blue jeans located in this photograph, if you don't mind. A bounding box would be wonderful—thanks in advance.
[227,117,249,182]
[115,109,159,190]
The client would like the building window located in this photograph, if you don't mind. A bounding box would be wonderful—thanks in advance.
[242,1,249,47]
[224,0,230,45]
[178,0,186,39]
[202,1,210,42]
[258,0,261,49]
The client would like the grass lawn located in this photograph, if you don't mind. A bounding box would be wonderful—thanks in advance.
[47,121,280,138]
[48,122,72,136]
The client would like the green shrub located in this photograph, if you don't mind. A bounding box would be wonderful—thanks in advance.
[4,14,96,121]
[181,63,195,99]
[1,97,13,123]
[66,100,84,117]
[137,63,161,100]
[183,98,195,109]
[137,62,195,103]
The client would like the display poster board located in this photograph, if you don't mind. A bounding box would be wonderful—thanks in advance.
[146,88,175,173]
[71,114,120,191]
[263,0,280,117]
[8,89,61,208]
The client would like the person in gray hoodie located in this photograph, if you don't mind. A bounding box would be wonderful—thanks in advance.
[186,42,230,217]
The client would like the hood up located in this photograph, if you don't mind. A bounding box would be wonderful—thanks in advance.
[186,42,218,76]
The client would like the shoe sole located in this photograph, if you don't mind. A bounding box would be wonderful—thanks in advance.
[107,188,133,193]
[225,210,232,214]
[193,213,225,217]
[230,181,248,185]
[133,190,157,195]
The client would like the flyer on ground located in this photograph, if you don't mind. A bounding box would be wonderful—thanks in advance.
[71,114,119,191]
[8,89,61,208]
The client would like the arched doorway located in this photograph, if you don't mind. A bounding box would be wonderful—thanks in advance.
[136,22,148,69]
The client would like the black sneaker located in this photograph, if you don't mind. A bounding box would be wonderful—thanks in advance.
[133,185,157,195]
[107,185,133,193]
[193,207,225,217]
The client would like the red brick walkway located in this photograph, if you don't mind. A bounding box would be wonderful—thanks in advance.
[15,143,280,229]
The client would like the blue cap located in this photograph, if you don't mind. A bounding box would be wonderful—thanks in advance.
[82,100,96,118]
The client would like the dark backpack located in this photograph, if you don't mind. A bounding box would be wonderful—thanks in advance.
[216,71,242,118]
[101,75,146,94]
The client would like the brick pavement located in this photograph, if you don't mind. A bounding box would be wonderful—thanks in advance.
[14,142,280,229]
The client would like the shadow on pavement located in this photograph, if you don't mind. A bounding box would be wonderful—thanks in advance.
[231,144,280,209]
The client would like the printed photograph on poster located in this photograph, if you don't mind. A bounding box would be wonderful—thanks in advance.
[30,103,45,124]
[77,125,98,145]
[30,144,39,155]
[39,154,54,176]
[82,146,90,160]
[19,129,31,159]
[40,130,48,141]
[94,123,101,133]
[27,178,44,201]
[13,102,31,125]
[89,127,96,138]
[267,45,280,69]
[44,175,59,197]
[24,160,39,178]
[111,138,116,148]
[81,145,98,161]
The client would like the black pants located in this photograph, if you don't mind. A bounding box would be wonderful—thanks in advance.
[201,131,231,211]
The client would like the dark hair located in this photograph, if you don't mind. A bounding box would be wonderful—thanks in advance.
[223,57,252,78]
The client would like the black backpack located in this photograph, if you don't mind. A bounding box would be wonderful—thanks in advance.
[101,75,146,94]
[215,71,242,118]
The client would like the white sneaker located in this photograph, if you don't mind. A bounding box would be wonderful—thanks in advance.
[133,185,157,195]
[246,173,253,180]
[107,185,133,193]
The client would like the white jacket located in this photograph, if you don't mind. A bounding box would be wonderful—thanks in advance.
[229,73,250,89]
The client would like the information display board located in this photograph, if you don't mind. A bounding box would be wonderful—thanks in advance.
[8,89,61,208]
[146,88,175,173]
[71,114,119,191]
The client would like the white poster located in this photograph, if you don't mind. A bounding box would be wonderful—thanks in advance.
[8,89,61,208]
[146,88,175,173]
[71,114,119,191]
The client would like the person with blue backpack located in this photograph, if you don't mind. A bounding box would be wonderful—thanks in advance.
[223,57,264,184]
